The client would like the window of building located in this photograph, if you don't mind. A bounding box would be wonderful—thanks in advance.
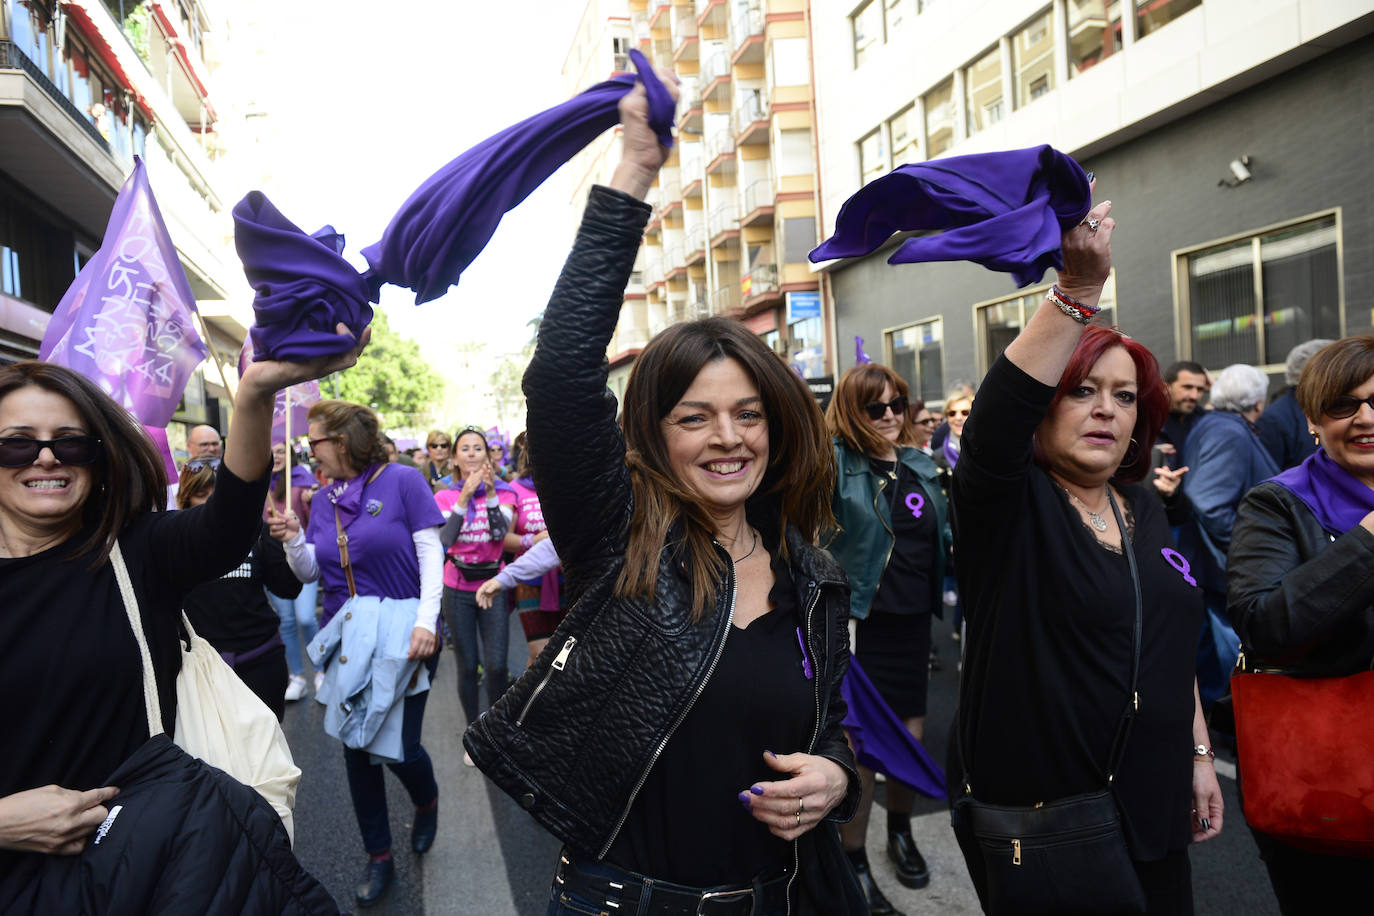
[789,315,826,378]
[771,37,810,87]
[782,217,817,265]
[859,128,887,184]
[1067,0,1122,77]
[888,105,920,167]
[923,78,955,158]
[1178,213,1340,369]
[975,273,1117,375]
[964,47,1003,135]
[884,0,908,34]
[777,127,811,176]
[1013,10,1055,107]
[1,245,20,299]
[852,1,884,67]
[1135,0,1201,38]
[886,318,944,404]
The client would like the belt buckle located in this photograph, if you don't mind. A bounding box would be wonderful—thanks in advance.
[697,886,753,915]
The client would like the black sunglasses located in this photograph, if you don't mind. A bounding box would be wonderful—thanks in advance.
[1325,394,1374,420]
[428,440,451,449]
[863,396,908,421]
[0,436,103,468]
[916,416,939,426]
[183,457,222,473]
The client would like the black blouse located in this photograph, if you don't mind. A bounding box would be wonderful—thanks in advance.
[607,542,815,886]
[952,356,1203,860]
[868,457,938,617]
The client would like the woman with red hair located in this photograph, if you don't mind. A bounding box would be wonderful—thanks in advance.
[949,194,1222,916]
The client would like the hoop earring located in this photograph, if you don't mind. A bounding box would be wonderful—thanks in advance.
[1120,437,1140,467]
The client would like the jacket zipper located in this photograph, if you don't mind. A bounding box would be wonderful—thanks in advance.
[870,477,896,599]
[598,552,737,859]
[516,636,577,727]
[785,580,825,915]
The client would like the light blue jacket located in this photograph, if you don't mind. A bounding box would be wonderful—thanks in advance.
[308,595,430,764]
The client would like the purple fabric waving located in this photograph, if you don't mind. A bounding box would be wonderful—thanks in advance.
[232,50,673,359]
[840,655,945,798]
[232,193,375,363]
[1269,449,1374,537]
[810,145,1091,288]
[361,48,674,304]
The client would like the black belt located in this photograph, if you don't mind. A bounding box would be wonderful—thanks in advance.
[554,850,790,916]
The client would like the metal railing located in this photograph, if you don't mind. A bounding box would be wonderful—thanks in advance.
[712,284,741,313]
[707,129,734,161]
[744,262,779,297]
[733,7,764,47]
[743,178,774,214]
[732,95,769,134]
[674,7,699,40]
[664,245,686,272]
[0,42,111,152]
[708,206,737,238]
[660,172,682,203]
[701,50,730,87]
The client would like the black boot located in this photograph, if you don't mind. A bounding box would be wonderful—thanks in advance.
[847,848,904,916]
[355,856,394,908]
[887,822,931,889]
[412,799,438,854]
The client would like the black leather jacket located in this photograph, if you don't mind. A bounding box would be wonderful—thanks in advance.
[1227,481,1374,676]
[463,186,861,909]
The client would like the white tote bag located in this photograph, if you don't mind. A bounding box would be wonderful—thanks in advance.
[112,541,302,843]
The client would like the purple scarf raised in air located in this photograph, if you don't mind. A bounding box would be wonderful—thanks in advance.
[328,463,386,529]
[1269,449,1374,537]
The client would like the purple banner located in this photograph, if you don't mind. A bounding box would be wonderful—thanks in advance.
[39,158,208,426]
[238,333,321,440]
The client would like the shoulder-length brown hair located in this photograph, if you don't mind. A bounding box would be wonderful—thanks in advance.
[1297,335,1374,422]
[0,361,166,566]
[177,463,217,510]
[826,363,918,457]
[618,318,834,621]
[307,400,388,473]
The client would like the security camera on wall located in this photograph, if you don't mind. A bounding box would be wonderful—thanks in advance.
[1219,155,1252,188]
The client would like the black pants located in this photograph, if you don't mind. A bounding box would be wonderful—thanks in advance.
[233,644,288,721]
[1249,827,1374,915]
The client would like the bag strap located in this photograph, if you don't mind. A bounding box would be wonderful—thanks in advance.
[110,540,165,738]
[332,464,388,599]
[956,486,1143,794]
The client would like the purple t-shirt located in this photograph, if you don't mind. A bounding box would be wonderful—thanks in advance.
[306,463,443,624]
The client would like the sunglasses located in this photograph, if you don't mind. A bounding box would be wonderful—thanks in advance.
[1325,394,1374,420]
[428,441,451,449]
[0,436,103,468]
[308,436,337,451]
[946,408,971,418]
[863,396,908,421]
[916,417,939,426]
[183,457,222,473]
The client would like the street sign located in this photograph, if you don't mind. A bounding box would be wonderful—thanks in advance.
[786,290,821,322]
[805,374,834,411]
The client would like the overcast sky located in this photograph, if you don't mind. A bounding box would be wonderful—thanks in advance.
[227,0,595,425]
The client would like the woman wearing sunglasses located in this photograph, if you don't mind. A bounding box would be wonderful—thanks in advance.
[422,430,454,494]
[824,365,949,913]
[933,392,973,475]
[1226,335,1374,911]
[0,339,359,897]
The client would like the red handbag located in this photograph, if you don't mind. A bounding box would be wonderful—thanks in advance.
[1230,657,1374,858]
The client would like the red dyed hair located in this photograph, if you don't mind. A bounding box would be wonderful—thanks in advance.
[1033,325,1170,483]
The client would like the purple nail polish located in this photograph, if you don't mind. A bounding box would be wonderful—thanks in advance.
[750,785,765,796]
[737,792,751,807]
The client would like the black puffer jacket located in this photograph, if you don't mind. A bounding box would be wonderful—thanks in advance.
[463,186,861,910]
[1227,481,1374,676]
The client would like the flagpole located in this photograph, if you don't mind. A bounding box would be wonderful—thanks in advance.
[192,309,236,400]
[283,390,293,512]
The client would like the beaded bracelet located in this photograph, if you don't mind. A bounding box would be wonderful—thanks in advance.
[1047,284,1101,324]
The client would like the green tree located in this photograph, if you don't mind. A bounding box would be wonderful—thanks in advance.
[326,310,443,425]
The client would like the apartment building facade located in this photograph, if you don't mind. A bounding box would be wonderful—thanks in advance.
[1,0,250,450]
[566,0,831,399]
[810,0,1374,406]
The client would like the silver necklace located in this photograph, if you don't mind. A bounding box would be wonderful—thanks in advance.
[1061,484,1110,532]
[728,528,759,564]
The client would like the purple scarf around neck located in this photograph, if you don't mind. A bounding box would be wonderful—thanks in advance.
[457,476,516,524]
[1269,449,1374,537]
[328,463,386,529]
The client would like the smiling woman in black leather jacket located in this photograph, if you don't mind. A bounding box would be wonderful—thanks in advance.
[464,78,863,916]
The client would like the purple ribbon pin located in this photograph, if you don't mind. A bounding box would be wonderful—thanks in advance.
[905,492,925,518]
[1161,548,1197,587]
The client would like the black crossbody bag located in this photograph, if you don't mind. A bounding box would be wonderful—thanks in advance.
[952,489,1147,915]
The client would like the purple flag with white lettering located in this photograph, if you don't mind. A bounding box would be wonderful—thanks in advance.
[39,157,207,426]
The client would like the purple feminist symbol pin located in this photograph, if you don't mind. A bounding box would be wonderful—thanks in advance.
[905,492,925,518]
[1161,548,1197,587]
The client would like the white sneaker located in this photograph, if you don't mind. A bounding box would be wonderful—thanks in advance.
[284,675,307,702]
[314,670,325,694]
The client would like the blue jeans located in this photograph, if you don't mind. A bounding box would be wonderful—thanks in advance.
[442,585,510,726]
[342,665,438,855]
[267,579,319,677]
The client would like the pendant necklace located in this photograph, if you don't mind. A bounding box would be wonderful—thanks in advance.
[729,528,759,565]
[1061,484,1110,532]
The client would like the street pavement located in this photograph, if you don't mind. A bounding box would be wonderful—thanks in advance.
[283,614,1280,915]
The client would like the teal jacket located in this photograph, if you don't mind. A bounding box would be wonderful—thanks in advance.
[825,440,949,620]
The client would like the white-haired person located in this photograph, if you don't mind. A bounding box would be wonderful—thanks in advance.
[1180,363,1278,712]
[1256,339,1334,470]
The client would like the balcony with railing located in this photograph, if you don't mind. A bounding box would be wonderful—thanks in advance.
[741,178,775,226]
[648,0,673,31]
[681,153,703,197]
[708,205,738,245]
[705,129,735,173]
[660,172,682,211]
[733,94,769,145]
[700,50,731,101]
[643,252,665,289]
[732,6,765,63]
[711,283,741,314]
[695,0,729,36]
[664,244,686,278]
[673,6,700,60]
[684,215,707,264]
[741,262,780,306]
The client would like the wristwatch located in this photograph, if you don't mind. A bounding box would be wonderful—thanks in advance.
[1193,743,1215,761]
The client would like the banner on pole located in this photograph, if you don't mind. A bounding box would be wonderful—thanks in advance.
[39,157,208,426]
[237,334,321,442]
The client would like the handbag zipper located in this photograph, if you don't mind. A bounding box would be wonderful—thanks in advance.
[785,580,825,915]
[598,552,737,860]
[516,636,577,727]
[1013,838,1021,865]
